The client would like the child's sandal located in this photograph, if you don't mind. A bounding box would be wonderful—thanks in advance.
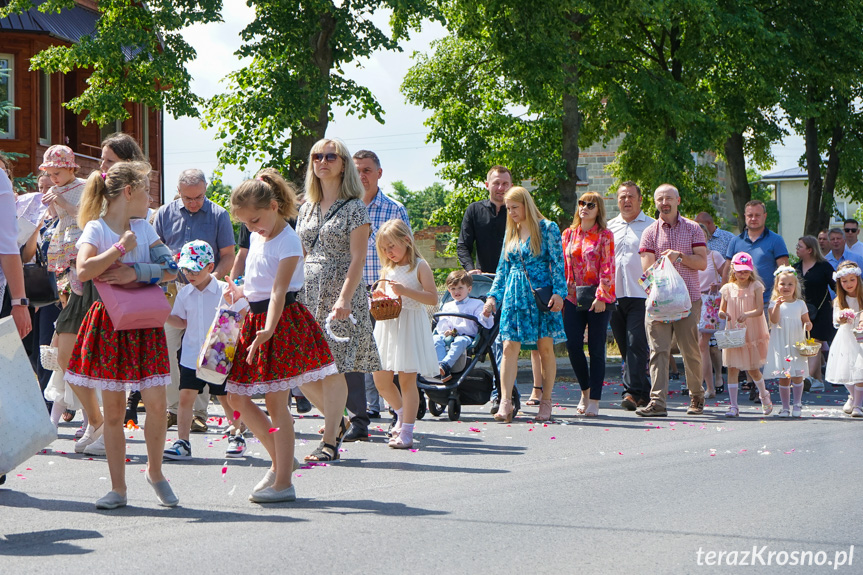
[525,386,543,407]
[304,442,339,462]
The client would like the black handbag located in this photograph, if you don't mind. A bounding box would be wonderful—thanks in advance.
[575,285,597,311]
[23,248,59,307]
[517,249,554,312]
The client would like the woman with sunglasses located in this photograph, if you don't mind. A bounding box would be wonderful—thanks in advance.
[295,139,381,462]
[561,192,615,417]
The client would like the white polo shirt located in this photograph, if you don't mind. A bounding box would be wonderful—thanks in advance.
[608,210,655,299]
[172,275,246,369]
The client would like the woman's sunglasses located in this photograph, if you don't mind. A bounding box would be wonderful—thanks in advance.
[312,152,340,163]
[578,200,597,210]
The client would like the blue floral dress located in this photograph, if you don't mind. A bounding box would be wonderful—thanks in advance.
[488,218,567,347]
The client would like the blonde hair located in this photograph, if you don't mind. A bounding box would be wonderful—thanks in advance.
[78,161,151,228]
[835,261,863,309]
[303,138,363,204]
[503,186,545,259]
[376,219,420,273]
[728,265,763,289]
[231,168,298,220]
[570,191,607,230]
[771,270,802,302]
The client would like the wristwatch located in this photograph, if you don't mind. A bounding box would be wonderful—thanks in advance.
[675,255,683,263]
[11,297,30,307]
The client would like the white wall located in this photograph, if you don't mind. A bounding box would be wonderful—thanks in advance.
[776,180,861,253]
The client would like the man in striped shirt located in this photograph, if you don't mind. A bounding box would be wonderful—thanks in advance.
[636,184,708,417]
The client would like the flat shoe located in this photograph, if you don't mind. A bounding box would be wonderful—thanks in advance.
[95,491,127,510]
[146,474,179,507]
[254,469,276,493]
[249,485,296,503]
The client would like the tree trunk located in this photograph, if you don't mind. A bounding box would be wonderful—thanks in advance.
[803,117,825,236]
[815,123,844,235]
[723,131,751,231]
[558,13,586,219]
[288,9,336,185]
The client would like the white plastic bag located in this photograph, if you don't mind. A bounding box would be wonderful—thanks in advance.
[646,255,692,322]
[0,316,57,475]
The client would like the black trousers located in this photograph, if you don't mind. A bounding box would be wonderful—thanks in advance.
[609,297,651,401]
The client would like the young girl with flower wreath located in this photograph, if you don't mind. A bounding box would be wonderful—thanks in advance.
[224,169,338,503]
[824,261,863,418]
[764,266,812,417]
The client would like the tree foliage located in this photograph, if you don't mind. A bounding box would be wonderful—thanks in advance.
[390,180,448,231]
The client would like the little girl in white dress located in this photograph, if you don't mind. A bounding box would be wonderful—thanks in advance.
[824,261,863,417]
[764,266,812,417]
[372,220,439,448]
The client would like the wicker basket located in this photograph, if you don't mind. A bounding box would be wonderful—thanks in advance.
[793,330,821,357]
[39,345,60,371]
[715,323,746,349]
[369,279,402,321]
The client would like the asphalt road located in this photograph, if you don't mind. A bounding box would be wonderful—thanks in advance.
[2,362,861,574]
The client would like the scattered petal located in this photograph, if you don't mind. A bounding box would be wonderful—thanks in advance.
[268,427,280,433]
[233,410,241,420]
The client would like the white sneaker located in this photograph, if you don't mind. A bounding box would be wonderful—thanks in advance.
[74,424,103,453]
[792,404,802,418]
[852,407,863,418]
[83,433,106,455]
[778,408,791,418]
[810,379,824,392]
[843,397,854,414]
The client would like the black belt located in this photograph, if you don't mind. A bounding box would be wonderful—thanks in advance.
[249,291,297,314]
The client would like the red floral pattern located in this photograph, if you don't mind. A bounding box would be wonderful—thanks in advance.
[226,302,337,395]
[562,224,616,304]
[64,302,170,391]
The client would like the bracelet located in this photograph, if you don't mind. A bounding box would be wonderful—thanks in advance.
[112,242,127,257]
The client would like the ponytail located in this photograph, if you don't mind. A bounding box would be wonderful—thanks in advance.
[77,161,152,228]
[230,168,298,220]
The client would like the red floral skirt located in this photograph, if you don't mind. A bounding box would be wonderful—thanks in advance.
[64,302,170,392]
[226,302,337,395]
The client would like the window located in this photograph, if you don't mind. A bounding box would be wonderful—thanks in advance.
[576,166,588,185]
[39,71,51,145]
[0,53,14,139]
[833,202,847,224]
[100,119,123,143]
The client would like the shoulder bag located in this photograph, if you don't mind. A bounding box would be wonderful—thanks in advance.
[23,245,59,308]
[307,200,349,251]
[517,245,553,313]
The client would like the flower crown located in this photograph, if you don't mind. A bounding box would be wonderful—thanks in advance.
[773,265,797,277]
[833,266,862,281]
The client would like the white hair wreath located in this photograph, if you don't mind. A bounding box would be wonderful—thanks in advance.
[833,266,862,281]
[773,265,797,277]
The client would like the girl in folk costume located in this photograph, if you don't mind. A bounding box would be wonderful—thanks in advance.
[65,162,179,509]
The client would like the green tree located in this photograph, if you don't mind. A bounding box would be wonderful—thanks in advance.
[390,180,448,231]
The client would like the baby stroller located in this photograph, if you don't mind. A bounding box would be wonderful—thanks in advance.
[417,274,510,421]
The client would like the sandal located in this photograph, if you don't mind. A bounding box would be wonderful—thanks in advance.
[335,416,349,451]
[304,441,339,462]
[525,386,543,407]
[576,392,588,415]
[62,409,75,423]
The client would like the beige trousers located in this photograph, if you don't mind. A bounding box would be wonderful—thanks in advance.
[646,300,704,407]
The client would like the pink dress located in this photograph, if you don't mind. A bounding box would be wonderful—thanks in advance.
[719,280,770,370]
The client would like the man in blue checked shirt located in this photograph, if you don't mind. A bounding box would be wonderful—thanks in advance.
[349,150,412,441]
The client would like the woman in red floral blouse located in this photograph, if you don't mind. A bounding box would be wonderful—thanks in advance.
[562,191,616,417]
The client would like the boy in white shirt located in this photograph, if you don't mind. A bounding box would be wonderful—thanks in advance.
[163,241,248,460]
[434,270,494,381]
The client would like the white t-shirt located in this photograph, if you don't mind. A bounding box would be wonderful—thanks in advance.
[173,276,242,369]
[243,224,304,303]
[77,218,160,263]
[0,170,18,288]
[848,241,863,258]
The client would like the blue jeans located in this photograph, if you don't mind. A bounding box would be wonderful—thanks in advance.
[563,300,611,401]
[434,334,473,368]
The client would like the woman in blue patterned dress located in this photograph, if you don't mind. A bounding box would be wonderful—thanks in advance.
[482,187,566,422]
